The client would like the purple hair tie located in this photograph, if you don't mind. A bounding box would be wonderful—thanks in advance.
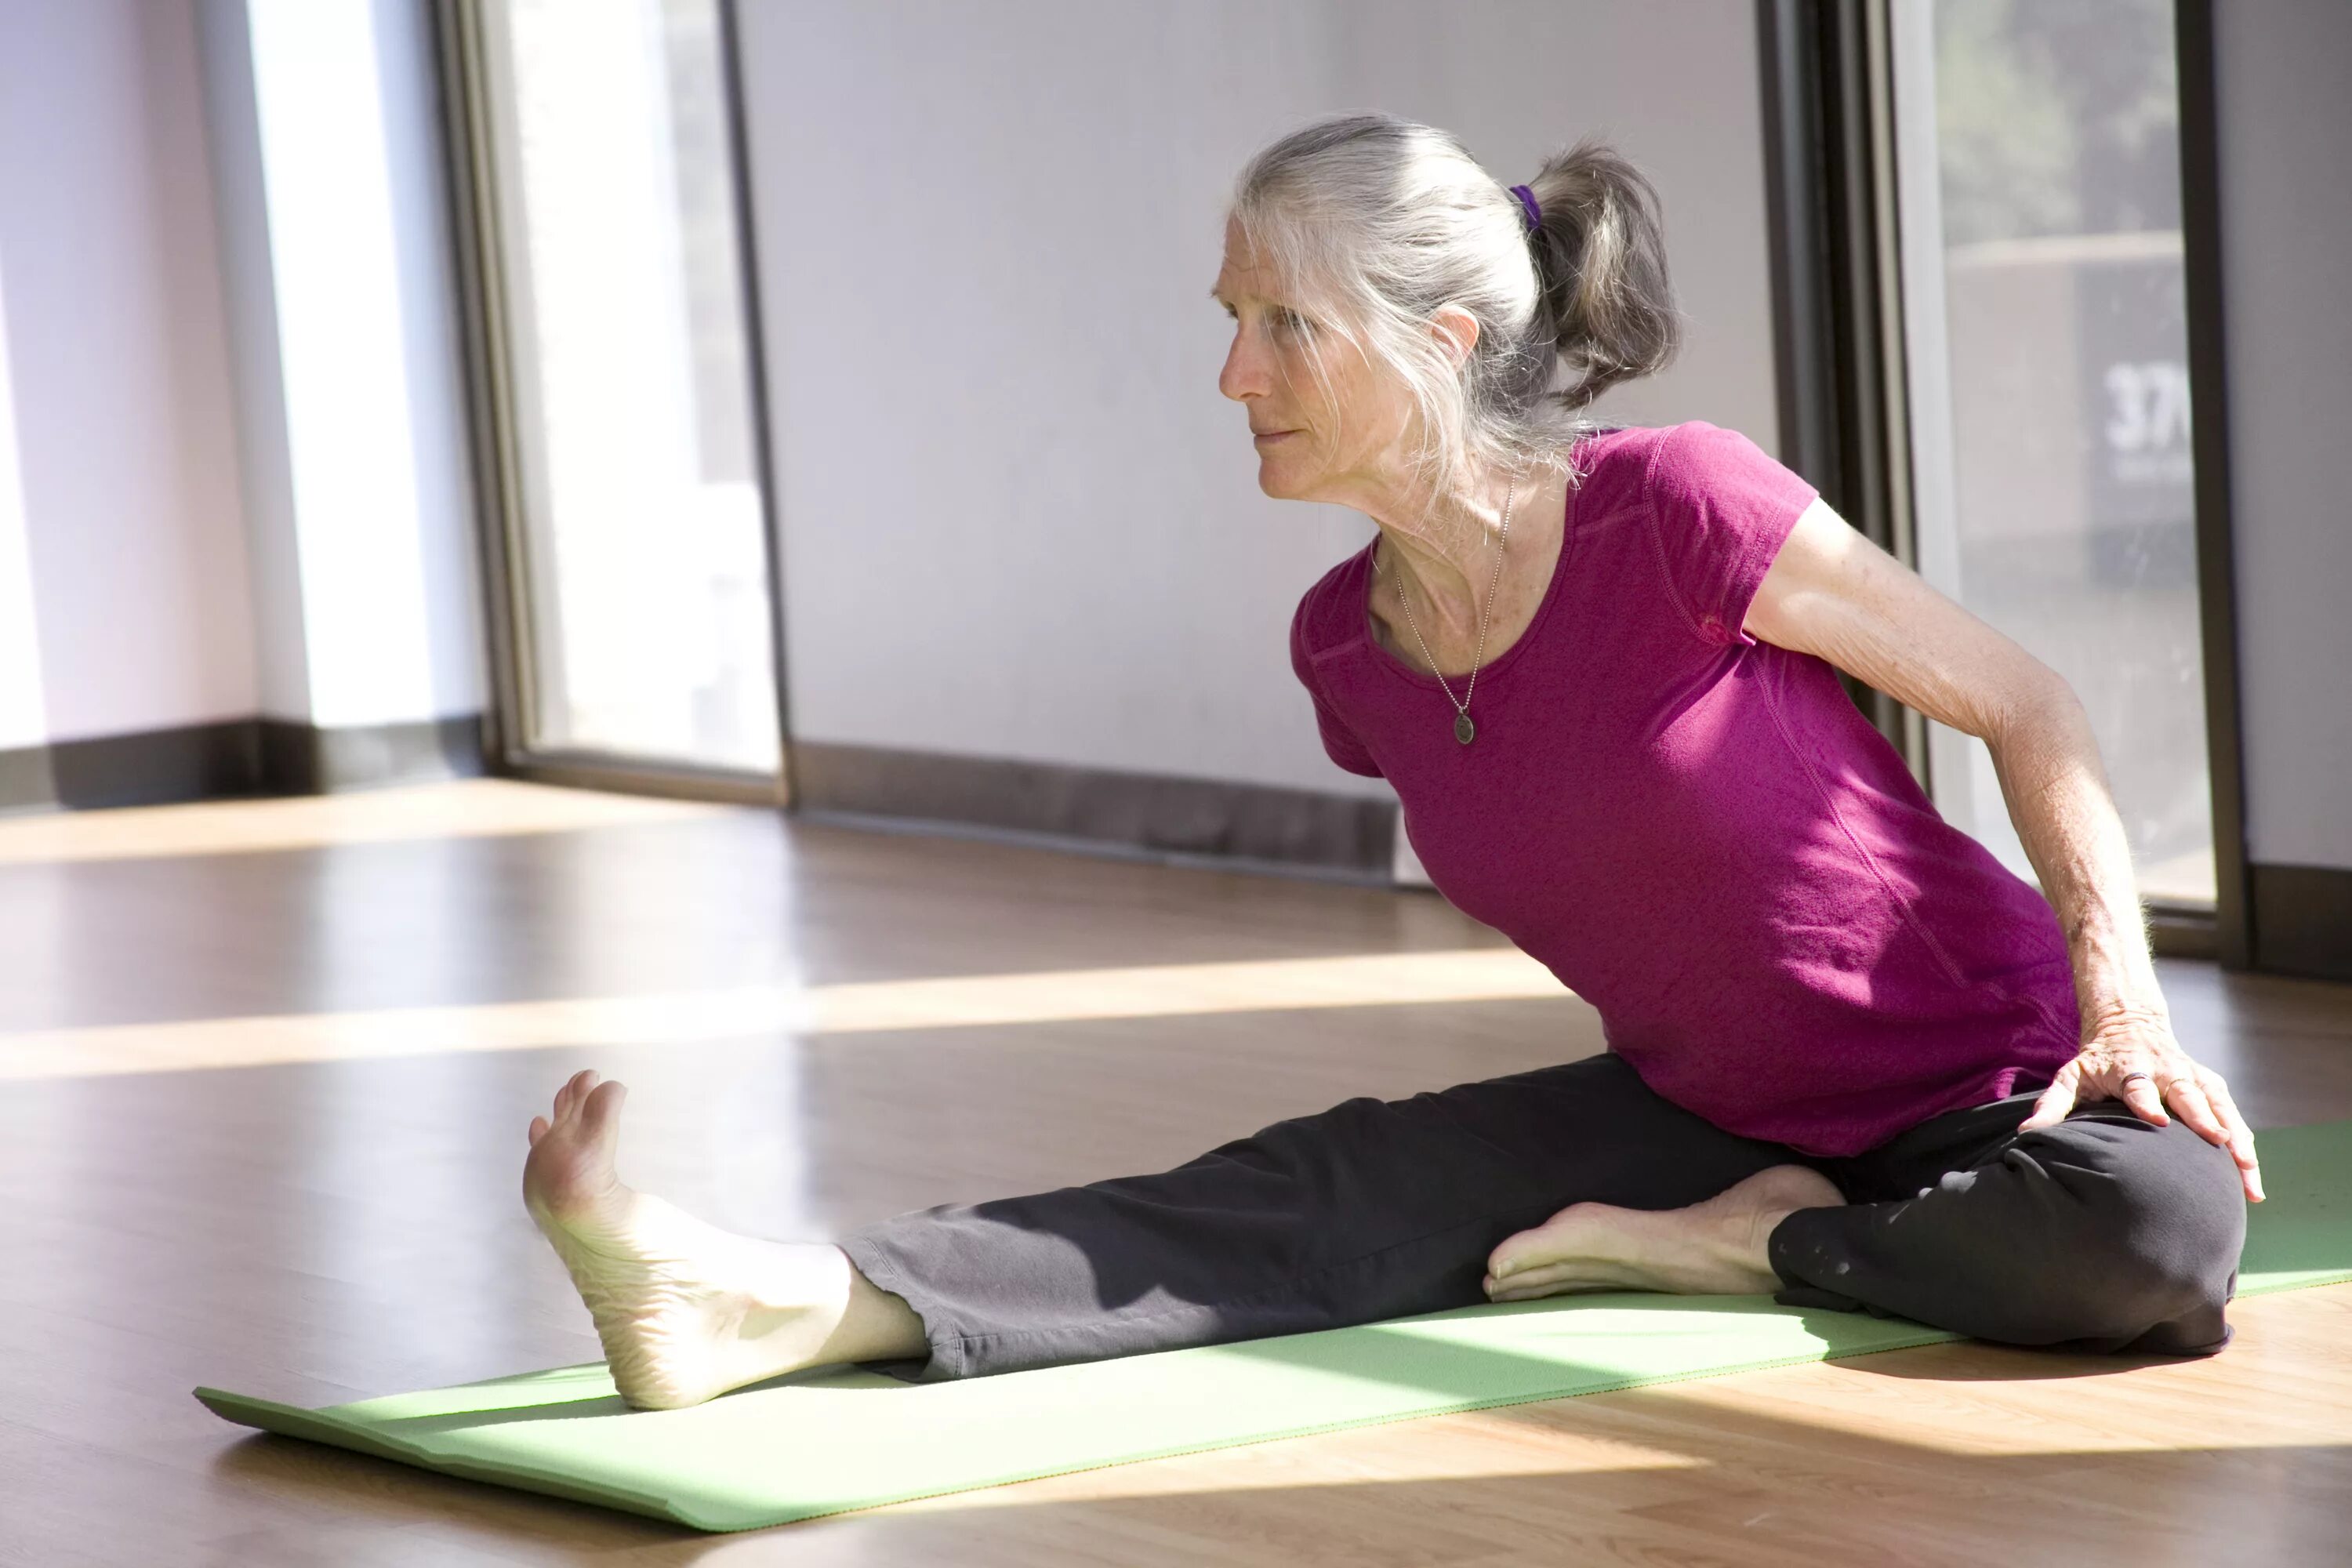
[1508,183,1542,234]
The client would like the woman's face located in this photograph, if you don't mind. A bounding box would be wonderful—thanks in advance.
[1210,219,1412,506]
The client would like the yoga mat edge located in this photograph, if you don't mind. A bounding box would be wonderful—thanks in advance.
[195,1386,692,1526]
[194,1319,1970,1534]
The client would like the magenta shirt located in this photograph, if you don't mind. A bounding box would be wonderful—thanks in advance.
[1289,420,2081,1158]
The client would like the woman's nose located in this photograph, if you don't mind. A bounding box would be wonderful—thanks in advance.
[1218,330,1271,403]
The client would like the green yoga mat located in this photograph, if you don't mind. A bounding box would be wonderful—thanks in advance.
[197,1118,2352,1534]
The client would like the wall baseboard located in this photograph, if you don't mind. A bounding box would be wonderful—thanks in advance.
[2249,861,2352,982]
[0,714,486,815]
[255,715,486,797]
[2147,904,2220,960]
[788,739,1397,880]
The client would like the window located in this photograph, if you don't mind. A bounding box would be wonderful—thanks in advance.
[1893,0,2212,906]
[456,0,781,780]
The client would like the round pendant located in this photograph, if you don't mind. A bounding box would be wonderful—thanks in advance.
[1454,711,1475,745]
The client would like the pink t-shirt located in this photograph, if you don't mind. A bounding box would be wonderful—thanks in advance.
[1289,419,2080,1158]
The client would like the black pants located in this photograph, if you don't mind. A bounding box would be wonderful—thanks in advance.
[838,1051,2246,1381]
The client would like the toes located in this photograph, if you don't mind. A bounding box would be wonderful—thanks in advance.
[555,1068,598,1123]
[580,1078,628,1142]
[1491,1262,1570,1294]
[1489,1224,1553,1279]
[529,1115,549,1145]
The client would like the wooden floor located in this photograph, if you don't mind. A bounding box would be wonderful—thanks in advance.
[3,779,2348,1566]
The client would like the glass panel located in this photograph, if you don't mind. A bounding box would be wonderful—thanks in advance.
[477,0,779,774]
[1893,0,2211,906]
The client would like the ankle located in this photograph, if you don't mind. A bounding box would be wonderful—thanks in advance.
[734,1236,851,1321]
[731,1241,925,1367]
[823,1250,929,1363]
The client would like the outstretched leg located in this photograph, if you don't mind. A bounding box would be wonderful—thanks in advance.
[837,1051,1811,1380]
[521,1069,924,1409]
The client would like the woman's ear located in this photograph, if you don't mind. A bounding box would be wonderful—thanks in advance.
[1429,304,1481,371]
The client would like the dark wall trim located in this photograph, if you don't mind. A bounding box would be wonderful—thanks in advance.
[34,723,260,812]
[502,750,781,808]
[2147,906,2219,962]
[0,716,485,815]
[2247,864,2352,983]
[790,740,1396,881]
[1755,0,1926,780]
[2173,0,2255,970]
[254,716,487,797]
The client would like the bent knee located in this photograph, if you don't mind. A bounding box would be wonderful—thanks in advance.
[2000,1112,2246,1338]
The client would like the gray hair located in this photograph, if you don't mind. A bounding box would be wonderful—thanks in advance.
[1228,113,1679,521]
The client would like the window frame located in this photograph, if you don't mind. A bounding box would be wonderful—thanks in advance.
[430,0,797,808]
[1753,0,2247,962]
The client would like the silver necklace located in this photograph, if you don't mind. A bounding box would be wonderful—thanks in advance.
[1381,475,1516,746]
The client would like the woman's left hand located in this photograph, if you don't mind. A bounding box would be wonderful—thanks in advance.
[2016,1007,2264,1202]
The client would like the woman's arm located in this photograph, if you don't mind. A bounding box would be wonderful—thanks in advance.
[1744,497,2262,1200]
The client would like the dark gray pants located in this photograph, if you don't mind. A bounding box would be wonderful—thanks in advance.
[838,1051,2246,1381]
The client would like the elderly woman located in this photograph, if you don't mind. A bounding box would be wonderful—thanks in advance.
[521,114,2260,1410]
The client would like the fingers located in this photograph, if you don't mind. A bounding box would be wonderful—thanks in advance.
[2177,1068,2228,1143]
[2022,1048,2267,1204]
[2159,1071,2232,1142]
[2198,1070,2266,1202]
[2015,1061,2081,1132]
[2149,1069,2267,1205]
[2120,1069,2172,1127]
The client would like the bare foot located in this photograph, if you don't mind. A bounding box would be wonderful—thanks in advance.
[1483,1164,1846,1301]
[522,1069,911,1409]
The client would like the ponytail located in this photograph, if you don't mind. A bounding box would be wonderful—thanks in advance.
[1521,136,1680,409]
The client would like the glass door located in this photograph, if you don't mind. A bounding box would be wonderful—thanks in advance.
[1890,0,2212,909]
[450,0,782,789]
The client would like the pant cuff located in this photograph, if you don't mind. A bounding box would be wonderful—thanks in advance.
[1766,1206,1865,1315]
[835,1231,971,1383]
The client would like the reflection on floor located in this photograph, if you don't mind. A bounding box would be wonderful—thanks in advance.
[2,779,2347,1565]
[0,776,727,866]
[0,947,1570,1081]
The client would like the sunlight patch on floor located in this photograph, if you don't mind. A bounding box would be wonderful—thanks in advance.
[1644,1304,2352,1456]
[0,779,736,865]
[0,947,1575,1080]
[825,1295,2352,1526]
[876,1414,1704,1515]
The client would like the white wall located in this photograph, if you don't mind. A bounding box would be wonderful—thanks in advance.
[2213,4,2352,872]
[0,258,47,753]
[197,0,487,731]
[735,0,1784,797]
[0,0,485,773]
[0,0,259,744]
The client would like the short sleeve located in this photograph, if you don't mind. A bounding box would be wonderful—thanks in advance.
[1289,593,1385,778]
[1644,420,1821,648]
